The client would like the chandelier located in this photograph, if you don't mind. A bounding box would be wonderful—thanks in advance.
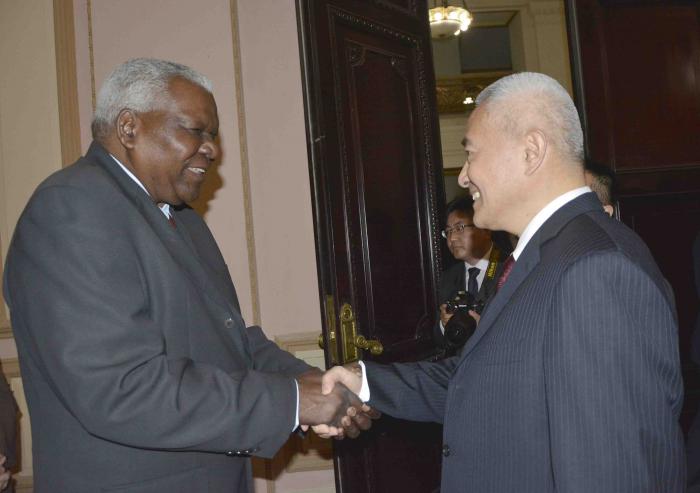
[428,0,473,39]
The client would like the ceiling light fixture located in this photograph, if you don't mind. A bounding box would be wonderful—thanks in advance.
[429,0,473,39]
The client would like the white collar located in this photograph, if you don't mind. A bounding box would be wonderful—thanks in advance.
[512,187,591,260]
[109,154,171,218]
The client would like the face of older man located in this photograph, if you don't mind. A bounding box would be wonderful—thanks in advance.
[126,77,219,206]
[457,105,521,233]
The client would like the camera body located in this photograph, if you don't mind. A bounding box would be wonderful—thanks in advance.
[445,290,484,315]
[443,291,484,354]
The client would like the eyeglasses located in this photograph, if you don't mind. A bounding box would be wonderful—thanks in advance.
[441,222,475,238]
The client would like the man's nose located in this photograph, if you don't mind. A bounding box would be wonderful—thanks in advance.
[201,139,220,162]
[458,161,469,188]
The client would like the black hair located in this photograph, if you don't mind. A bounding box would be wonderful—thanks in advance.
[584,160,616,206]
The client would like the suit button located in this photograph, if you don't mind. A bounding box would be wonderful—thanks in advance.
[225,318,234,328]
[225,451,235,456]
[442,444,450,457]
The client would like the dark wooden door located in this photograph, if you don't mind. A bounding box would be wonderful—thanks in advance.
[566,0,700,430]
[297,1,445,491]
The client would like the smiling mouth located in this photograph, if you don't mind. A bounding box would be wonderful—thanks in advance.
[186,167,207,176]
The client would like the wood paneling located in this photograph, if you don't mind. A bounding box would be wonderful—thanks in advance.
[298,0,444,490]
[568,0,700,432]
[53,0,81,167]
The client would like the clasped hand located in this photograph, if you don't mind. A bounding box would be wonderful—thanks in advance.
[297,365,378,439]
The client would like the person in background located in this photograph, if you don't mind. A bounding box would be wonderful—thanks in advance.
[434,196,506,356]
[584,160,616,216]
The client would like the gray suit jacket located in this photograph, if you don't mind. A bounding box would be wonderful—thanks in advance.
[366,192,685,492]
[3,142,311,492]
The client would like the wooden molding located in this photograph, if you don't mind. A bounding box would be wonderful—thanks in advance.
[0,323,13,340]
[228,0,262,327]
[15,476,32,493]
[53,0,82,167]
[0,358,20,380]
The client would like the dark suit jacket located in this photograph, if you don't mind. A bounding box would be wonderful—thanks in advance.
[433,248,505,348]
[3,142,311,492]
[366,192,685,492]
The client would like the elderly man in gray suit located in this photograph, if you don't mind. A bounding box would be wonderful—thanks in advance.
[323,72,685,492]
[3,58,371,493]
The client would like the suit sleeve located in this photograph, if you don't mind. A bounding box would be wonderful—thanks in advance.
[364,357,456,423]
[4,185,298,458]
[246,325,313,376]
[544,252,685,492]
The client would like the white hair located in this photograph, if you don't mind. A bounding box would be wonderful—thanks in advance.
[475,72,584,163]
[91,58,213,141]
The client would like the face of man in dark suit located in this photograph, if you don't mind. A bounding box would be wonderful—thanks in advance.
[445,210,492,264]
[115,76,220,206]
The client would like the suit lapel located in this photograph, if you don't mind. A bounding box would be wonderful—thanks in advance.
[456,192,602,366]
[87,143,235,314]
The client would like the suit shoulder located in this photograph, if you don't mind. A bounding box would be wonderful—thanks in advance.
[552,211,665,289]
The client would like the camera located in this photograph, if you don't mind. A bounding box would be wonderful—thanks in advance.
[443,291,484,354]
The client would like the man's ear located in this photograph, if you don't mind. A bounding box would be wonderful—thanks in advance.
[523,129,547,176]
[115,109,138,148]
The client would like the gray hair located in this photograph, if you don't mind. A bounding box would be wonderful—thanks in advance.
[91,58,213,141]
[475,72,584,163]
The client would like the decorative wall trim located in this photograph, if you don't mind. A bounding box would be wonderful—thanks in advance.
[53,0,82,167]
[229,0,261,327]
[0,359,20,379]
[0,324,13,340]
[86,0,96,113]
[435,72,510,114]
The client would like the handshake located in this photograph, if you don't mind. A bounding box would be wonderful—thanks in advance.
[297,363,379,439]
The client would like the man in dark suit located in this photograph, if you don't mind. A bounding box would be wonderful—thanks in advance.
[322,72,685,492]
[2,58,369,492]
[433,196,505,354]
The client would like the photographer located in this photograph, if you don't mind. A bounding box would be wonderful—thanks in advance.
[432,196,509,357]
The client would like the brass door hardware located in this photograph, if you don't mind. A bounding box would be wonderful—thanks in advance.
[317,295,339,365]
[354,334,383,356]
[339,302,383,362]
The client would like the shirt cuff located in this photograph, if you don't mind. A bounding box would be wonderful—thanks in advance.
[293,379,300,431]
[358,361,370,402]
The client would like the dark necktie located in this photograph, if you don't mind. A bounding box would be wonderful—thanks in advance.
[467,267,480,298]
[168,215,177,229]
[496,255,515,291]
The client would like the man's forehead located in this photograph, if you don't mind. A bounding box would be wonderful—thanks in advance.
[447,210,473,223]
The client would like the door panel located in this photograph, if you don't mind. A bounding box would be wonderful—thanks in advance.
[297,0,444,491]
[567,0,700,431]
